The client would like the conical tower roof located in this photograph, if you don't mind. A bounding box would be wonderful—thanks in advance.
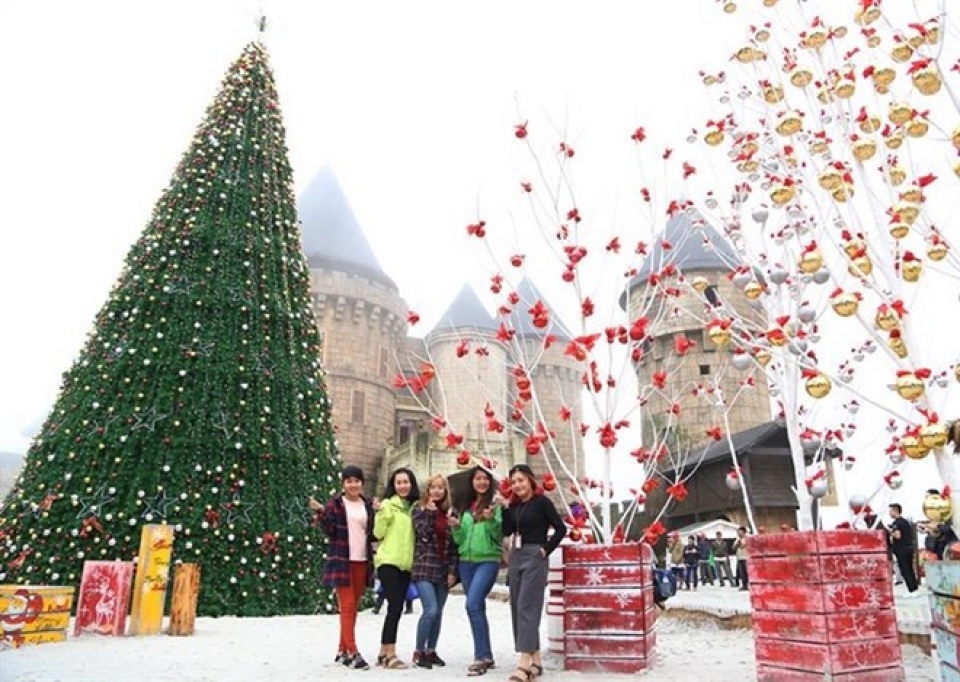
[635,213,741,281]
[510,277,573,341]
[298,167,397,290]
[430,284,496,334]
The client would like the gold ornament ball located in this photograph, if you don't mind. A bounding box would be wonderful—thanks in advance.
[912,67,942,95]
[923,494,953,523]
[887,166,906,186]
[928,243,948,262]
[805,373,832,399]
[888,102,912,125]
[770,184,795,206]
[831,293,859,317]
[891,42,914,62]
[818,169,842,191]
[895,373,924,400]
[743,281,763,300]
[901,435,930,460]
[902,259,922,283]
[906,119,929,138]
[704,129,725,146]
[888,221,910,240]
[900,185,923,203]
[888,335,909,359]
[692,276,709,293]
[885,131,904,150]
[894,201,920,225]
[755,349,772,367]
[708,326,732,347]
[799,249,823,273]
[919,423,948,449]
[851,255,873,277]
[875,309,900,331]
[852,138,877,161]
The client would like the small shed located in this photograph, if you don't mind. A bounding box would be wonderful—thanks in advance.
[673,518,741,539]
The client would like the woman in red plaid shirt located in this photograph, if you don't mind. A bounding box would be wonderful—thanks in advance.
[411,474,459,669]
[309,465,375,670]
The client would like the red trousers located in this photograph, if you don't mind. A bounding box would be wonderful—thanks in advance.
[336,561,369,654]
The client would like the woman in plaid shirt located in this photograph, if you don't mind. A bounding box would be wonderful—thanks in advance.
[309,465,375,670]
[411,474,459,669]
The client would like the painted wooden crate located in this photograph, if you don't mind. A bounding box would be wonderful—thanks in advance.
[747,530,904,681]
[926,562,960,681]
[0,585,75,649]
[74,561,135,637]
[563,542,656,674]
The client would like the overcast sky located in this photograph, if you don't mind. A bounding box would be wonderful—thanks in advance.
[0,1,728,446]
[1,2,956,524]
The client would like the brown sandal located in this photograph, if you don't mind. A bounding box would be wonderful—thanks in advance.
[382,655,407,669]
[508,667,532,682]
[531,663,544,677]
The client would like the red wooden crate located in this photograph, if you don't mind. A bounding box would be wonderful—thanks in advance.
[563,542,653,565]
[757,665,905,681]
[564,564,646,588]
[565,631,656,674]
[755,636,901,675]
[564,605,655,634]
[749,530,886,558]
[564,587,648,611]
[750,581,893,613]
[752,609,898,644]
[752,554,892,585]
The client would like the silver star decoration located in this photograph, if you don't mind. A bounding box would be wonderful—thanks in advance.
[131,406,168,432]
[141,490,178,520]
[74,484,116,519]
[222,494,256,525]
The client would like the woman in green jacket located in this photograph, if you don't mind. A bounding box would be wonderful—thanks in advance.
[452,465,505,676]
[373,467,419,669]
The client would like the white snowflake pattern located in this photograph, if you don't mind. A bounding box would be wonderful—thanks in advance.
[615,592,631,608]
[586,566,605,586]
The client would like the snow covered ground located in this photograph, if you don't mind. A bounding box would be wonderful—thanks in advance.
[0,588,936,681]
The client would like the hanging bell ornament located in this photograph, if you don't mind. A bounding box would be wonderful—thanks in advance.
[691,275,710,293]
[888,333,908,359]
[884,130,904,150]
[848,494,868,513]
[920,423,948,449]
[770,182,795,206]
[888,102,912,125]
[901,435,930,460]
[798,248,823,274]
[852,137,877,161]
[805,372,832,399]
[818,168,842,191]
[855,4,881,25]
[887,165,906,186]
[850,255,873,277]
[912,63,942,96]
[762,84,784,104]
[895,372,925,400]
[809,478,829,499]
[875,306,901,331]
[905,117,929,138]
[928,242,949,262]
[708,325,732,347]
[725,472,742,491]
[922,494,953,523]
[755,349,772,367]
[902,258,923,283]
[888,220,910,240]
[743,281,764,300]
[831,292,859,317]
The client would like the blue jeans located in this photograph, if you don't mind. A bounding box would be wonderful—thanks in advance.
[415,580,448,651]
[458,560,499,660]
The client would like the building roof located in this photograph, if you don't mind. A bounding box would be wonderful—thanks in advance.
[430,284,497,333]
[663,420,788,477]
[634,213,742,283]
[297,167,397,291]
[508,277,573,341]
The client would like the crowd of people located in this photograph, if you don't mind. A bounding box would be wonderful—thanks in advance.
[310,462,566,682]
[664,526,750,592]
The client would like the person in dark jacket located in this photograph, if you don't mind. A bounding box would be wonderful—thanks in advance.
[309,465,375,670]
[501,463,567,682]
[411,474,459,669]
[887,503,919,593]
[683,536,700,590]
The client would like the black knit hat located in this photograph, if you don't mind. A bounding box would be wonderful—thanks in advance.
[341,465,365,483]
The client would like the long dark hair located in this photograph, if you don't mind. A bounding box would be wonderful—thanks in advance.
[384,467,419,502]
[458,465,495,515]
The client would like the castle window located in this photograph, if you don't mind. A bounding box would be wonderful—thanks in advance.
[351,390,366,424]
[705,285,721,307]
[699,364,711,376]
[379,346,390,378]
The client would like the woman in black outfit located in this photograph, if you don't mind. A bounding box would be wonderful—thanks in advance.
[501,464,566,682]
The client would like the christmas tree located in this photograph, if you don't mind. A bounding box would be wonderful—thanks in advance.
[0,42,342,617]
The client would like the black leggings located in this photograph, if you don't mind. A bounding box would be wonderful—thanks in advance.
[377,564,411,645]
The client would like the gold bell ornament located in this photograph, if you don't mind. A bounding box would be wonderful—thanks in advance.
[851,136,877,161]
[901,253,923,283]
[910,59,942,95]
[884,130,904,150]
[919,422,949,449]
[927,239,949,262]
[952,125,960,151]
[775,111,804,136]
[874,302,903,331]
[691,275,709,293]
[857,111,881,134]
[803,370,832,399]
[830,289,860,317]
[770,181,796,206]
[890,39,914,63]
[754,348,772,367]
[798,244,823,273]
[894,370,926,401]
[888,218,910,240]
[743,281,764,300]
[923,493,953,523]
[867,65,896,91]
[707,319,733,347]
[818,167,843,191]
[900,184,923,203]
[760,81,784,104]
[888,102,912,125]
[901,434,930,460]
[855,4,881,26]
[887,164,906,186]
[887,330,908,359]
[789,67,813,88]
[894,201,920,225]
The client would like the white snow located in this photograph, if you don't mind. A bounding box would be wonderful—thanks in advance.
[0,589,936,681]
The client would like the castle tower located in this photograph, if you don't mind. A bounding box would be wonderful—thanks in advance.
[510,278,585,486]
[626,214,771,445]
[299,168,407,488]
[424,284,511,450]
